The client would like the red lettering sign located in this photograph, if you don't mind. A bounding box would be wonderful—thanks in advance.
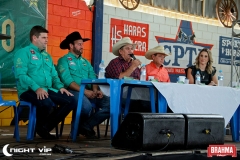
[165,67,186,74]
[110,18,149,56]
[207,144,237,157]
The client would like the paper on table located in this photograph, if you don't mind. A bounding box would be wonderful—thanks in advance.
[99,85,110,96]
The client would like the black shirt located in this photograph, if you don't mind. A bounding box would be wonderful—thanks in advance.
[188,65,216,85]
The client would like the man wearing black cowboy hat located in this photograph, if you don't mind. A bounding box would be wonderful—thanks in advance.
[57,31,110,138]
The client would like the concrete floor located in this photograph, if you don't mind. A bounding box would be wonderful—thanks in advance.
[0,124,239,160]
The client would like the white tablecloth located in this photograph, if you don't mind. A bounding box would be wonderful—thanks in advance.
[152,82,240,126]
[100,83,240,126]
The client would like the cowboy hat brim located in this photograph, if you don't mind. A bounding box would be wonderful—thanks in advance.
[112,43,137,56]
[60,31,90,49]
[112,37,136,56]
[145,46,170,60]
[60,38,90,49]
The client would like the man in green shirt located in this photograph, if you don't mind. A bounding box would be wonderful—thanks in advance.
[57,31,110,138]
[14,26,76,140]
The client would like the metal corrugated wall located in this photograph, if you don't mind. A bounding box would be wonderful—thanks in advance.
[140,0,240,20]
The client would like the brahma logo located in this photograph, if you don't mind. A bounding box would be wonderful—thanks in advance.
[207,144,237,157]
[2,144,52,156]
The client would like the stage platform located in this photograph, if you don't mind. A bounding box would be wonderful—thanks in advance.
[0,124,239,159]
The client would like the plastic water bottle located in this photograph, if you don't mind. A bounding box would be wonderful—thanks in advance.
[140,64,146,81]
[98,60,105,79]
[195,71,201,85]
[218,70,224,86]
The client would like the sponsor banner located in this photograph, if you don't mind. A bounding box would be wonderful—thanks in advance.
[165,67,185,74]
[219,36,240,66]
[155,20,213,70]
[207,144,237,157]
[110,18,149,56]
[0,0,46,88]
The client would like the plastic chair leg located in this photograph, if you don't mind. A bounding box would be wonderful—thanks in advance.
[97,125,100,138]
[13,105,20,142]
[59,119,65,137]
[104,118,110,137]
[55,125,59,139]
[27,105,36,140]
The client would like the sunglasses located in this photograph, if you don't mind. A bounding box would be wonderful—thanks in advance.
[200,48,210,53]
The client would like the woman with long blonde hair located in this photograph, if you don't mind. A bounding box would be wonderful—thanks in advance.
[186,48,218,85]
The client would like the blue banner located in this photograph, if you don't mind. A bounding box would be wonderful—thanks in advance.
[219,36,240,66]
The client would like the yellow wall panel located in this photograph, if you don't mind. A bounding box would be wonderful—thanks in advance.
[0,107,13,118]
[2,118,12,126]
[64,117,72,124]
[66,111,72,118]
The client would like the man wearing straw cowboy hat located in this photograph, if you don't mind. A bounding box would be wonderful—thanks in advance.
[145,45,170,82]
[106,37,151,112]
[105,37,142,79]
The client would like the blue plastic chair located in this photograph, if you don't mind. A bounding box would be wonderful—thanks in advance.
[0,74,20,141]
[12,66,38,140]
[15,101,37,140]
[14,99,60,140]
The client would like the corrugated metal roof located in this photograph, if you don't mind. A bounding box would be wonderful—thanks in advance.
[139,0,240,20]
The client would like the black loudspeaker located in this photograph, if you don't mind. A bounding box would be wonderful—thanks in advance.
[183,114,225,149]
[111,113,185,151]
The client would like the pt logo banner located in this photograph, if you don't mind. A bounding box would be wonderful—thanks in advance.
[155,20,213,74]
[219,36,240,65]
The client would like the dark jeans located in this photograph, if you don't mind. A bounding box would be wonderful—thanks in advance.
[85,95,110,129]
[69,90,94,121]
[20,89,76,132]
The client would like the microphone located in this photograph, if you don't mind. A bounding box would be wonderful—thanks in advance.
[129,54,136,60]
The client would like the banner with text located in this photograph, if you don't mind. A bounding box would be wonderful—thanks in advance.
[110,18,149,56]
[219,36,240,66]
[0,0,46,88]
[155,20,213,73]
